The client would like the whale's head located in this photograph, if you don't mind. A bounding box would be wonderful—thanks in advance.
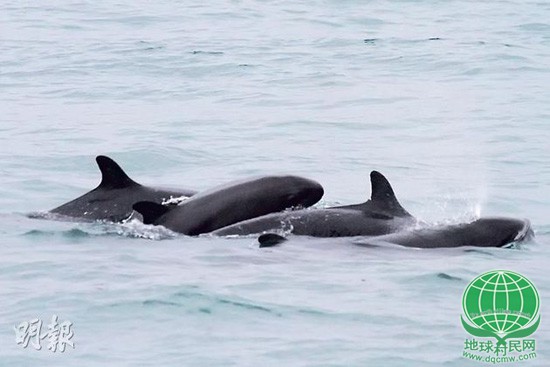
[280,176,324,209]
[474,217,534,246]
[511,218,534,243]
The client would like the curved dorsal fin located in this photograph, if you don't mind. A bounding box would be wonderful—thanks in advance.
[328,171,412,218]
[133,201,172,224]
[96,155,140,189]
[367,171,411,217]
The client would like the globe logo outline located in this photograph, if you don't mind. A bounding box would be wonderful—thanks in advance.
[462,270,540,337]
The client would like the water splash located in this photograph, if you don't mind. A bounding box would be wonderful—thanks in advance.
[110,219,178,240]
[161,195,190,205]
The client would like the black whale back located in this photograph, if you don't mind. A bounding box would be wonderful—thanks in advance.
[49,155,196,221]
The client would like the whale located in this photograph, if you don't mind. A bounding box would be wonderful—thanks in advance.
[132,175,325,236]
[257,217,534,249]
[49,155,197,222]
[354,217,534,249]
[212,171,416,237]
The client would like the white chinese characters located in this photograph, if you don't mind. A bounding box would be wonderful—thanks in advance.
[14,315,75,352]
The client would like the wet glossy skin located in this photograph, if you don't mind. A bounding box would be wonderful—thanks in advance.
[134,175,324,235]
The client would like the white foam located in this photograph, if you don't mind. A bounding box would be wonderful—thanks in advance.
[161,196,190,206]
[113,218,179,240]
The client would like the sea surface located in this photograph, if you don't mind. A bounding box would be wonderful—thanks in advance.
[1,1,549,366]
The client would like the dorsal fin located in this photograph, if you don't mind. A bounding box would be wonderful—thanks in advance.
[96,155,140,189]
[330,171,412,218]
[132,201,172,224]
[367,171,411,217]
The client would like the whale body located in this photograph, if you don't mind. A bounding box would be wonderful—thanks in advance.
[213,171,416,237]
[133,175,324,236]
[50,155,197,222]
[257,217,533,249]
[354,217,533,249]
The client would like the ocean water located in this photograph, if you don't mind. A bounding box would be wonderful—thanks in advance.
[1,0,549,366]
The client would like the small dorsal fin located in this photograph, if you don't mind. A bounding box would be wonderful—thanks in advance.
[96,155,140,189]
[132,201,172,224]
[367,171,411,217]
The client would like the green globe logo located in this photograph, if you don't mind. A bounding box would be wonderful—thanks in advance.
[461,270,540,345]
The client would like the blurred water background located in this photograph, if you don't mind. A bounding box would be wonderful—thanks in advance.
[1,0,549,366]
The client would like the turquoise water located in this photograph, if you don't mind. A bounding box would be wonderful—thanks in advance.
[1,1,549,366]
